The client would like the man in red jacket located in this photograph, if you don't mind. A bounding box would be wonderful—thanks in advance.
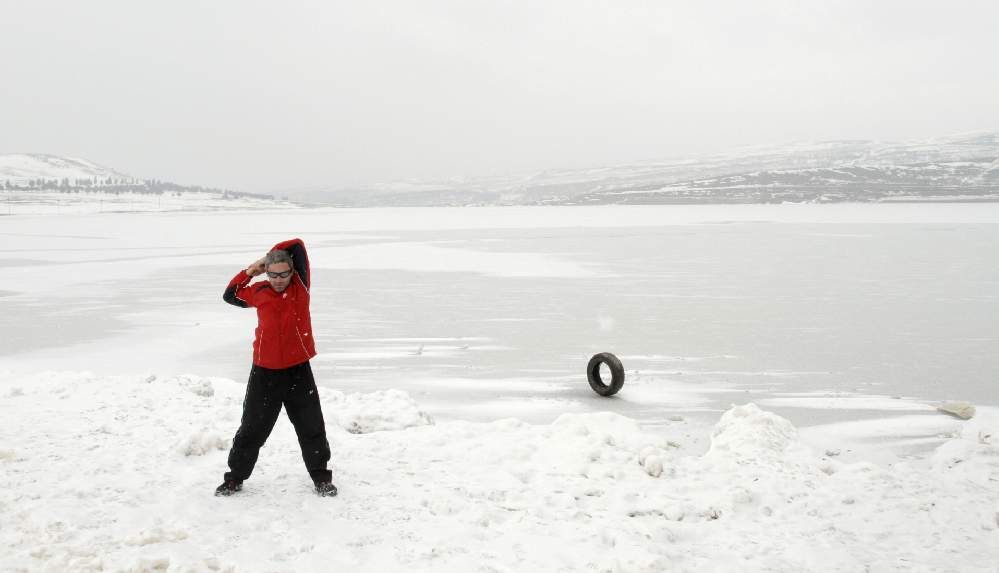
[215,238,337,497]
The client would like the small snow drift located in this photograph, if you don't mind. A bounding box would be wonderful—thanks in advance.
[178,431,229,457]
[706,402,801,462]
[324,389,434,434]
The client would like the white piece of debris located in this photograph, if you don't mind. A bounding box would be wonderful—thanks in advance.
[937,401,976,420]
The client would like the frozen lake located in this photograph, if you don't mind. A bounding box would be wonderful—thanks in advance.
[2,203,997,431]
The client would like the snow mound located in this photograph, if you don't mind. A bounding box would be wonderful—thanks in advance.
[159,374,216,398]
[551,410,643,435]
[324,389,434,433]
[551,411,648,450]
[639,450,665,477]
[706,402,801,463]
[178,430,229,457]
[125,526,190,546]
[932,412,998,487]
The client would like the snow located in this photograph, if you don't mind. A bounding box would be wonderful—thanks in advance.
[326,389,434,434]
[0,190,292,215]
[0,154,128,182]
[3,203,999,571]
[2,371,997,571]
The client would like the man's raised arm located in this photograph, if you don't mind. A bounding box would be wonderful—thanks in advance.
[272,238,310,290]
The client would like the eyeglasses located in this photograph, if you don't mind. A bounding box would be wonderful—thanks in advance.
[266,270,293,279]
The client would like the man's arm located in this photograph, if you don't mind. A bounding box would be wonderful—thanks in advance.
[272,238,310,290]
[223,257,266,308]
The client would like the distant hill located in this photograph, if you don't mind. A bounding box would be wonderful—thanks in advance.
[9,133,999,208]
[0,153,270,200]
[0,154,131,183]
[290,131,999,206]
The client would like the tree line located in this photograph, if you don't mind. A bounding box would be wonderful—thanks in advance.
[1,177,272,199]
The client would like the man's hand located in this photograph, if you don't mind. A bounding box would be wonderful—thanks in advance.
[246,257,267,277]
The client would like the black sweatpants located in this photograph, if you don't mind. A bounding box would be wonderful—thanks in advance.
[224,360,333,484]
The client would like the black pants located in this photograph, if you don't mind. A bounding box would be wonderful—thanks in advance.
[224,361,333,484]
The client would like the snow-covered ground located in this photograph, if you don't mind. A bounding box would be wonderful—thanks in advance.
[2,371,997,571]
[2,204,999,571]
[0,190,293,215]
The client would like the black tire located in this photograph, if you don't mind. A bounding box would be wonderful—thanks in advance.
[587,352,624,397]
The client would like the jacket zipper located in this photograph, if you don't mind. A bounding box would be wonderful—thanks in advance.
[295,324,310,357]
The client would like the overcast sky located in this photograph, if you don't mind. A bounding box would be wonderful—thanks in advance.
[1,0,997,192]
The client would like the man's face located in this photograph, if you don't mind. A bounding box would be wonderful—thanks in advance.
[266,262,293,293]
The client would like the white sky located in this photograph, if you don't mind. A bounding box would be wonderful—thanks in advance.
[1,0,997,192]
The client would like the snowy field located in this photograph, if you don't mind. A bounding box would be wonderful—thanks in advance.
[2,204,999,571]
[0,190,293,215]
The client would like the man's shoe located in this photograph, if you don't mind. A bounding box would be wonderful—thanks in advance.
[214,480,243,496]
[315,481,338,497]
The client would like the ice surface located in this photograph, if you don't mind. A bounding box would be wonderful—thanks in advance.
[4,204,997,413]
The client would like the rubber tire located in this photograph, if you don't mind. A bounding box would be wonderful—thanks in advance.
[587,352,625,397]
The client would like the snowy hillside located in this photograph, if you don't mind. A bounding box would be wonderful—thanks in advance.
[0,153,132,183]
[292,131,999,206]
[586,159,999,204]
[0,153,286,214]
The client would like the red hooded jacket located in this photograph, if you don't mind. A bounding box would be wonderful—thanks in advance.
[223,238,317,369]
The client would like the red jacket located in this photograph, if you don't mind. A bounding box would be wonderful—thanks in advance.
[223,238,317,369]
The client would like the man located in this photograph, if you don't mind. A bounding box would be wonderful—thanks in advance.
[215,238,337,497]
